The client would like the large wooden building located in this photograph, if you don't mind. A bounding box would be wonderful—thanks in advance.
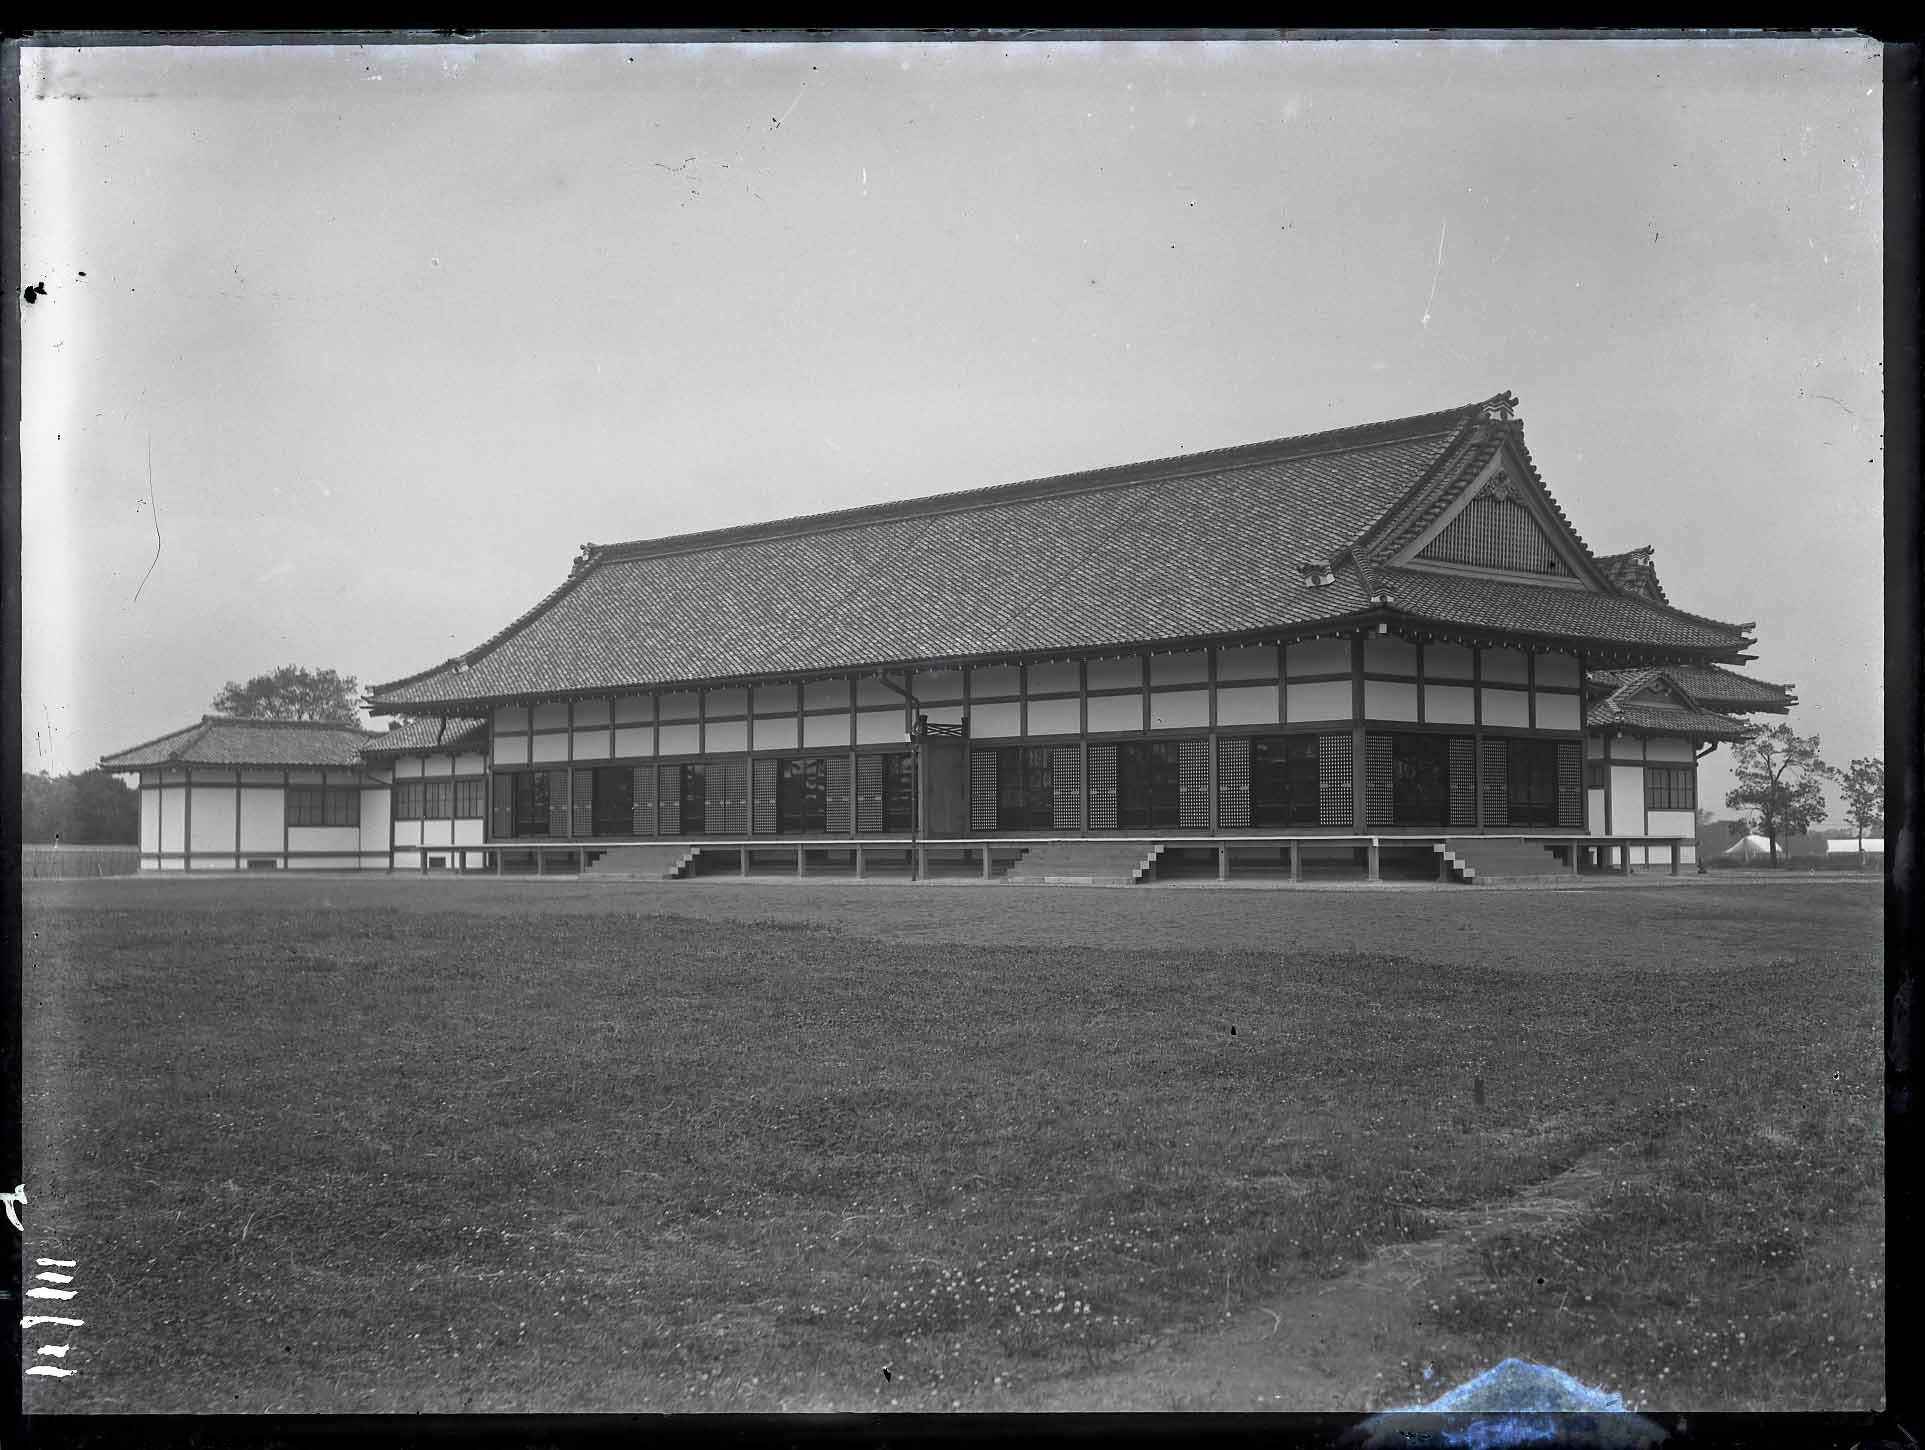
[104,394,1795,882]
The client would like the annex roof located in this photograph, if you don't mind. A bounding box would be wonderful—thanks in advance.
[1583,668,1757,742]
[1591,662,1796,714]
[99,716,379,770]
[358,716,490,757]
[370,394,1757,712]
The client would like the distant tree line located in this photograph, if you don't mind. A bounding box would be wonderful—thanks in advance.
[21,770,140,844]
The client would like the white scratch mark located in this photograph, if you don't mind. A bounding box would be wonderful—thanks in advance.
[1421,220,1447,328]
[36,1272,74,1284]
[773,82,807,129]
[21,1316,85,1328]
[38,1345,71,1357]
[28,1287,77,1300]
[37,1259,77,1268]
[27,1365,75,1377]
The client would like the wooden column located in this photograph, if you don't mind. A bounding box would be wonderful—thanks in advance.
[183,767,193,872]
[1350,637,1368,832]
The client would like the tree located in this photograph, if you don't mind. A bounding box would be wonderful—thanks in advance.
[21,769,140,843]
[1724,723,1834,867]
[1837,756,1885,861]
[210,665,361,723]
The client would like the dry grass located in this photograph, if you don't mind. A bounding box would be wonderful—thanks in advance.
[21,875,1882,1412]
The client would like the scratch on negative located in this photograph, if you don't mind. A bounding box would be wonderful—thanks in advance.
[134,431,161,603]
[1421,220,1447,328]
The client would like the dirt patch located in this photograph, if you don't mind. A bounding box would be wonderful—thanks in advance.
[1020,1148,1644,1411]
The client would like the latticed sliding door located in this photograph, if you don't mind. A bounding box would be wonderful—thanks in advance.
[631,765,658,836]
[658,768,682,836]
[546,770,570,837]
[1481,739,1510,827]
[1087,745,1119,829]
[1317,734,1353,827]
[715,759,748,835]
[970,752,998,831]
[491,773,514,839]
[1448,738,1477,828]
[1051,746,1083,831]
[1179,740,1212,828]
[572,769,595,838]
[1217,738,1251,829]
[1556,741,1584,828]
[1364,735,1394,828]
[825,756,854,834]
[856,755,885,833]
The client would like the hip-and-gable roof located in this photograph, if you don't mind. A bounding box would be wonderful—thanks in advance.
[370,393,1756,712]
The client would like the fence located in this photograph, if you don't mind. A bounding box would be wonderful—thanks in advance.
[21,844,143,879]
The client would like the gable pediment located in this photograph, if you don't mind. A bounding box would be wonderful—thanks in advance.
[1381,442,1607,591]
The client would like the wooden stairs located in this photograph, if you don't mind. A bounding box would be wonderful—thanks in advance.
[1435,838,1572,885]
[579,844,703,880]
[1003,840,1162,886]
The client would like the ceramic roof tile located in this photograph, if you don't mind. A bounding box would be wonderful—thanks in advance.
[370,396,1755,710]
[100,717,378,769]
[359,717,490,756]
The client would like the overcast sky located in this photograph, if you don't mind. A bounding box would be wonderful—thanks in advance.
[18,36,1885,817]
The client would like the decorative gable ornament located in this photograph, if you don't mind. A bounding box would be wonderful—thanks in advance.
[1480,393,1519,422]
[1479,470,1520,504]
[1299,558,1336,587]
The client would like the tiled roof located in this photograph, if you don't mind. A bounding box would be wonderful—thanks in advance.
[358,717,490,756]
[1602,663,1795,713]
[1373,569,1750,657]
[100,716,378,770]
[1595,547,1671,603]
[1583,668,1757,741]
[371,394,1755,711]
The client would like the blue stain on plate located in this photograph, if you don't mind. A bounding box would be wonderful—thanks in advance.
[1342,1358,1670,1449]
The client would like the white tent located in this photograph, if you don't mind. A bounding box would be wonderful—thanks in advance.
[1723,833,1776,862]
[1827,838,1885,856]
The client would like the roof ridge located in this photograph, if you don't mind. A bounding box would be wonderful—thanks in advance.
[195,713,371,731]
[588,395,1494,565]
[367,394,1498,700]
[98,717,216,765]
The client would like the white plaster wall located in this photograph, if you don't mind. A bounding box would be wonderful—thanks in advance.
[454,819,484,846]
[239,789,284,853]
[360,787,391,855]
[1025,698,1080,735]
[1645,737,1695,762]
[571,731,611,760]
[455,752,486,774]
[1587,787,1607,835]
[1481,688,1530,728]
[1535,652,1582,687]
[1607,737,1646,760]
[1215,685,1279,726]
[1149,690,1209,730]
[803,713,854,747]
[531,733,569,763]
[395,757,424,778]
[420,754,453,777]
[289,825,360,857]
[1285,681,1351,722]
[1085,694,1143,733]
[1424,685,1475,725]
[1535,693,1582,731]
[614,727,654,757]
[971,702,1022,739]
[189,785,238,854]
[140,788,160,852]
[704,720,749,753]
[1609,766,1647,841]
[393,821,423,847]
[422,820,454,847]
[495,736,530,766]
[158,786,187,852]
[1363,680,1418,721]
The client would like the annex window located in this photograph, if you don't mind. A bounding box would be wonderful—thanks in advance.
[422,780,454,820]
[1385,733,1456,829]
[289,785,361,828]
[391,781,424,821]
[678,763,708,836]
[454,778,487,819]
[1645,766,1697,811]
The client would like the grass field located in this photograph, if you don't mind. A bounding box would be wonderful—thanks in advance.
[21,875,1883,1413]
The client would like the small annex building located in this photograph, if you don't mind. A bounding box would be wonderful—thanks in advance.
[101,393,1798,882]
